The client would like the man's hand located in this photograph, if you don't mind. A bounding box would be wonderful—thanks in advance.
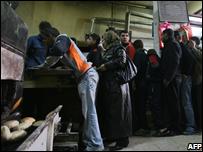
[163,79,170,87]
[97,64,106,72]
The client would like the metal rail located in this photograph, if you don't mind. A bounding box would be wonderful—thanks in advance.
[16,105,63,151]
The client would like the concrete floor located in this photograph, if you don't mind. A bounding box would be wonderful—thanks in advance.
[121,133,202,151]
[53,132,202,151]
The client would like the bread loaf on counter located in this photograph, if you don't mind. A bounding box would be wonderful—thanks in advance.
[13,122,33,130]
[1,125,27,141]
[21,117,36,124]
[10,130,27,141]
[3,120,19,129]
[1,126,12,141]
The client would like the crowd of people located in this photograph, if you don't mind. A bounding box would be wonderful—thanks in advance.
[25,21,202,151]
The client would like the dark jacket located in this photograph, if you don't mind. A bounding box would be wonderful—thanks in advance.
[97,43,132,139]
[179,42,195,76]
[133,48,148,82]
[161,39,182,83]
[87,46,102,68]
[190,48,202,85]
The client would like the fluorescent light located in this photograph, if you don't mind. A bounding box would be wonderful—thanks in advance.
[191,26,202,37]
[189,16,202,22]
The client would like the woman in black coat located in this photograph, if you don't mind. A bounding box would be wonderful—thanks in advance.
[97,31,132,150]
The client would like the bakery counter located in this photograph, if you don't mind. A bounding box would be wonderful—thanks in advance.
[23,68,77,88]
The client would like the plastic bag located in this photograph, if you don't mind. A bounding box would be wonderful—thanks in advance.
[178,23,193,43]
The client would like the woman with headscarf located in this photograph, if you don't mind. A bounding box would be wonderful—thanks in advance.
[97,31,132,151]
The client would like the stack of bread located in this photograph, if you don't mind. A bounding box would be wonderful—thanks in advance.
[1,117,36,142]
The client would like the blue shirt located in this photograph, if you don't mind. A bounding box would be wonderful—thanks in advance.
[25,35,47,69]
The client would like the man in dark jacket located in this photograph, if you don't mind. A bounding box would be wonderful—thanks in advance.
[120,30,136,134]
[174,31,197,135]
[120,30,136,60]
[160,29,183,136]
[133,40,150,135]
[85,33,102,68]
[188,39,202,132]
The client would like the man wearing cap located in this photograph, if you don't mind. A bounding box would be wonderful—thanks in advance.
[43,27,104,151]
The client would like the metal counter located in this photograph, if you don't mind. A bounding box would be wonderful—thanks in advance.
[23,69,77,89]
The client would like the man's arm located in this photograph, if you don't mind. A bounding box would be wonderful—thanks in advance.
[48,36,71,56]
[26,37,33,56]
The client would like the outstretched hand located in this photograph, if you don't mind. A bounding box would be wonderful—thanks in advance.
[97,64,106,72]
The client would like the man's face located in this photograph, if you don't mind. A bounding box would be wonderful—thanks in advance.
[175,35,181,42]
[86,36,96,47]
[120,33,129,44]
[188,40,196,49]
[42,35,54,47]
[162,33,168,43]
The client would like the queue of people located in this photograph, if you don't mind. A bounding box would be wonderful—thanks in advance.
[25,21,202,151]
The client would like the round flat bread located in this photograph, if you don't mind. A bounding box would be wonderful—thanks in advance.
[21,117,36,124]
[1,126,12,141]
[13,122,33,130]
[32,120,45,127]
[10,130,27,141]
[3,120,19,129]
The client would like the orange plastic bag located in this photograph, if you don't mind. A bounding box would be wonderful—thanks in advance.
[178,23,193,43]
